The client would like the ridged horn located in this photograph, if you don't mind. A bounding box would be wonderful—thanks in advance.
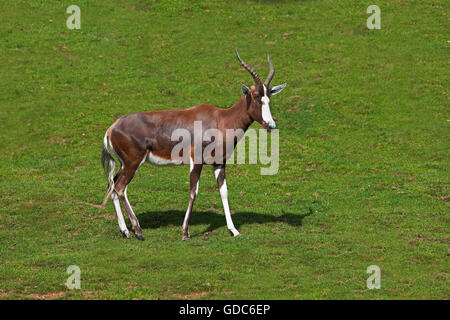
[235,49,262,86]
[264,52,274,87]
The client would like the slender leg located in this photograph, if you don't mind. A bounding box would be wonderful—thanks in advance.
[115,164,144,240]
[111,191,131,238]
[214,164,240,237]
[107,135,147,240]
[120,185,144,240]
[182,160,203,240]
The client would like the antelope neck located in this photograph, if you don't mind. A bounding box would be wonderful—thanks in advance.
[224,95,254,132]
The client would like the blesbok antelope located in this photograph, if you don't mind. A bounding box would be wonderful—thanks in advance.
[101,49,286,240]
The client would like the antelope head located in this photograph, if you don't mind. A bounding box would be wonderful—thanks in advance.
[236,49,286,131]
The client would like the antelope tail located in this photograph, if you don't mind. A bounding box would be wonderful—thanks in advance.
[101,133,116,208]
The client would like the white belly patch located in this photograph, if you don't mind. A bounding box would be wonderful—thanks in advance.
[146,152,182,166]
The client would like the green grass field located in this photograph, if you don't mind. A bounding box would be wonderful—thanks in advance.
[0,0,448,299]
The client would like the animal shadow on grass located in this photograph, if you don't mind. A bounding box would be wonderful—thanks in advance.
[138,208,314,237]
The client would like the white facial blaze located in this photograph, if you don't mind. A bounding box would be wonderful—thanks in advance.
[261,85,276,129]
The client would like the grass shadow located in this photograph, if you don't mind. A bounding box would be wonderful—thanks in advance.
[138,208,313,236]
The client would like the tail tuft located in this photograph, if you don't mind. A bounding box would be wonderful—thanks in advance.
[101,133,116,208]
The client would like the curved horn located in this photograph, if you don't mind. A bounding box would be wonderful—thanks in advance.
[264,52,275,87]
[235,49,262,86]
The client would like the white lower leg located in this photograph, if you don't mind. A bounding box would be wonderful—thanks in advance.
[182,208,191,239]
[219,181,240,237]
[182,195,195,239]
[111,192,130,237]
[123,186,141,231]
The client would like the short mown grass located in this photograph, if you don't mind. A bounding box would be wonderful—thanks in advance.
[0,0,448,299]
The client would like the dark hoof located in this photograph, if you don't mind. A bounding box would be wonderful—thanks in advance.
[182,236,191,241]
[136,234,145,241]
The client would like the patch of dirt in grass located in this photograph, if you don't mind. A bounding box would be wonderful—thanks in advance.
[426,184,449,204]
[82,291,97,299]
[26,291,66,300]
[429,194,449,204]
[84,212,115,220]
[0,289,15,298]
[412,235,450,244]
[48,135,72,146]
[170,291,209,299]
[74,200,108,210]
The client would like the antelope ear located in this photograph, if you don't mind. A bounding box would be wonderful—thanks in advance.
[242,85,250,96]
[242,85,251,107]
[270,83,286,95]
